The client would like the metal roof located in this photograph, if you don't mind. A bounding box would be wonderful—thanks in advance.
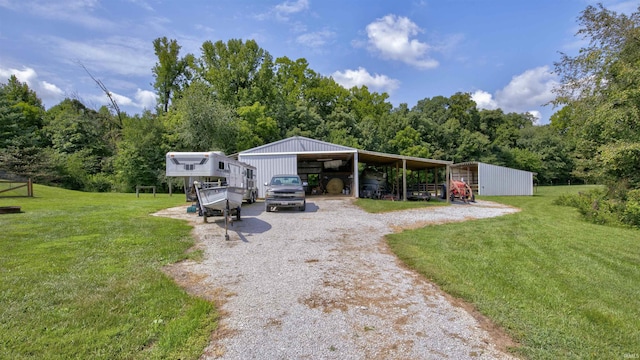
[239,136,450,170]
[358,149,452,170]
[240,136,356,155]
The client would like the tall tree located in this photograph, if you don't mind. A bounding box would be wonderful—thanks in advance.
[553,4,640,186]
[174,80,239,154]
[152,37,191,113]
[0,76,48,179]
[198,39,274,108]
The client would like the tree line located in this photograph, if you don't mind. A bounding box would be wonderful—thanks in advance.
[1,5,638,216]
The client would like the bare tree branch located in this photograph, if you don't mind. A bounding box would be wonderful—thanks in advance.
[78,62,123,129]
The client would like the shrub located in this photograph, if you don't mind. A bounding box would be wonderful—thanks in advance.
[622,190,640,228]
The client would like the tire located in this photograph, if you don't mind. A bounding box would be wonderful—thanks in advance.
[299,201,306,212]
[236,206,241,221]
[265,203,272,212]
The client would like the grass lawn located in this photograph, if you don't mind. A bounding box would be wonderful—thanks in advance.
[386,185,640,359]
[355,197,448,213]
[0,185,217,359]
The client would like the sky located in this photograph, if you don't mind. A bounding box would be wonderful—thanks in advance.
[0,0,638,125]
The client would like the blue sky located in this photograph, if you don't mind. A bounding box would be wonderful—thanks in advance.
[0,0,637,124]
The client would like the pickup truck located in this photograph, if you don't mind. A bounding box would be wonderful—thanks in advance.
[264,174,307,212]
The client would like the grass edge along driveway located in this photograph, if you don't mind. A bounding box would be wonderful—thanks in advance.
[0,185,217,360]
[387,185,640,360]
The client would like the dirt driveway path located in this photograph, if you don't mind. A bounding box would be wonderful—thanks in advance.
[155,198,520,359]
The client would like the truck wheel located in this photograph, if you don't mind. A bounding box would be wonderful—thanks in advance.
[299,201,306,212]
[236,206,241,221]
[265,203,272,212]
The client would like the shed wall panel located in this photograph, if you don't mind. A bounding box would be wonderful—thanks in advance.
[478,163,533,196]
[239,155,297,198]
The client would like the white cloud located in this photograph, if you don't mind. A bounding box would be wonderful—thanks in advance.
[296,30,336,48]
[89,88,156,111]
[472,66,558,125]
[331,67,400,93]
[275,0,309,15]
[49,36,155,77]
[261,0,309,21]
[3,0,117,31]
[0,65,64,104]
[527,110,542,125]
[127,0,154,12]
[365,14,438,69]
[495,66,558,111]
[608,0,638,15]
[471,90,498,110]
[134,89,157,110]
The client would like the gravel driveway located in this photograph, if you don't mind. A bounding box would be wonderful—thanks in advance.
[156,198,520,360]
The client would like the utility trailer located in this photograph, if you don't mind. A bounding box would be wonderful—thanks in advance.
[166,151,258,239]
[166,151,258,204]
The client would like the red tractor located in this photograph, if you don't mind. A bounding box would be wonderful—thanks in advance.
[449,180,475,203]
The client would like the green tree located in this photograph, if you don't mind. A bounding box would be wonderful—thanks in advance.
[174,81,238,154]
[198,39,275,108]
[152,37,191,113]
[43,99,114,190]
[113,111,165,192]
[388,126,430,158]
[553,4,640,186]
[0,75,45,149]
[0,76,49,180]
[236,102,279,150]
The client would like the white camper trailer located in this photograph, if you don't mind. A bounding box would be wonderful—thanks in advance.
[165,151,258,203]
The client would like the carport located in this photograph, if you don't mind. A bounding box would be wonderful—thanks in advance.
[356,150,452,201]
[237,136,452,200]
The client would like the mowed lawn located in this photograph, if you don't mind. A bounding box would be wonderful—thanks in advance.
[0,185,217,359]
[387,185,640,359]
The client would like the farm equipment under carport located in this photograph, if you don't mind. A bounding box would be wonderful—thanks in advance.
[449,180,475,203]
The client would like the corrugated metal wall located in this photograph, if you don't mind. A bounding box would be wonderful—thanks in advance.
[478,163,533,196]
[238,154,297,198]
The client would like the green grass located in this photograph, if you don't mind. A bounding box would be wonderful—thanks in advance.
[0,185,217,359]
[386,186,640,359]
[355,197,448,213]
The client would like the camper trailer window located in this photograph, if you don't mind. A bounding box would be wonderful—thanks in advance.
[218,161,225,170]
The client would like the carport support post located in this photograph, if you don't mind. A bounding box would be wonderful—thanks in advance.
[435,168,438,198]
[446,164,451,203]
[402,159,407,201]
[353,151,359,197]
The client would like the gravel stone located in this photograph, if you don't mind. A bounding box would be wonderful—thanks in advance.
[155,198,520,360]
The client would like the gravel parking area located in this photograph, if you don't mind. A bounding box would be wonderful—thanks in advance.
[156,198,520,359]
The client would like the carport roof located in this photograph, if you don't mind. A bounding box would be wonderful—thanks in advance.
[239,136,356,155]
[238,136,451,170]
[357,150,451,169]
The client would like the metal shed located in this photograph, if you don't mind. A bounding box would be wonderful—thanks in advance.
[237,136,451,200]
[451,162,534,196]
